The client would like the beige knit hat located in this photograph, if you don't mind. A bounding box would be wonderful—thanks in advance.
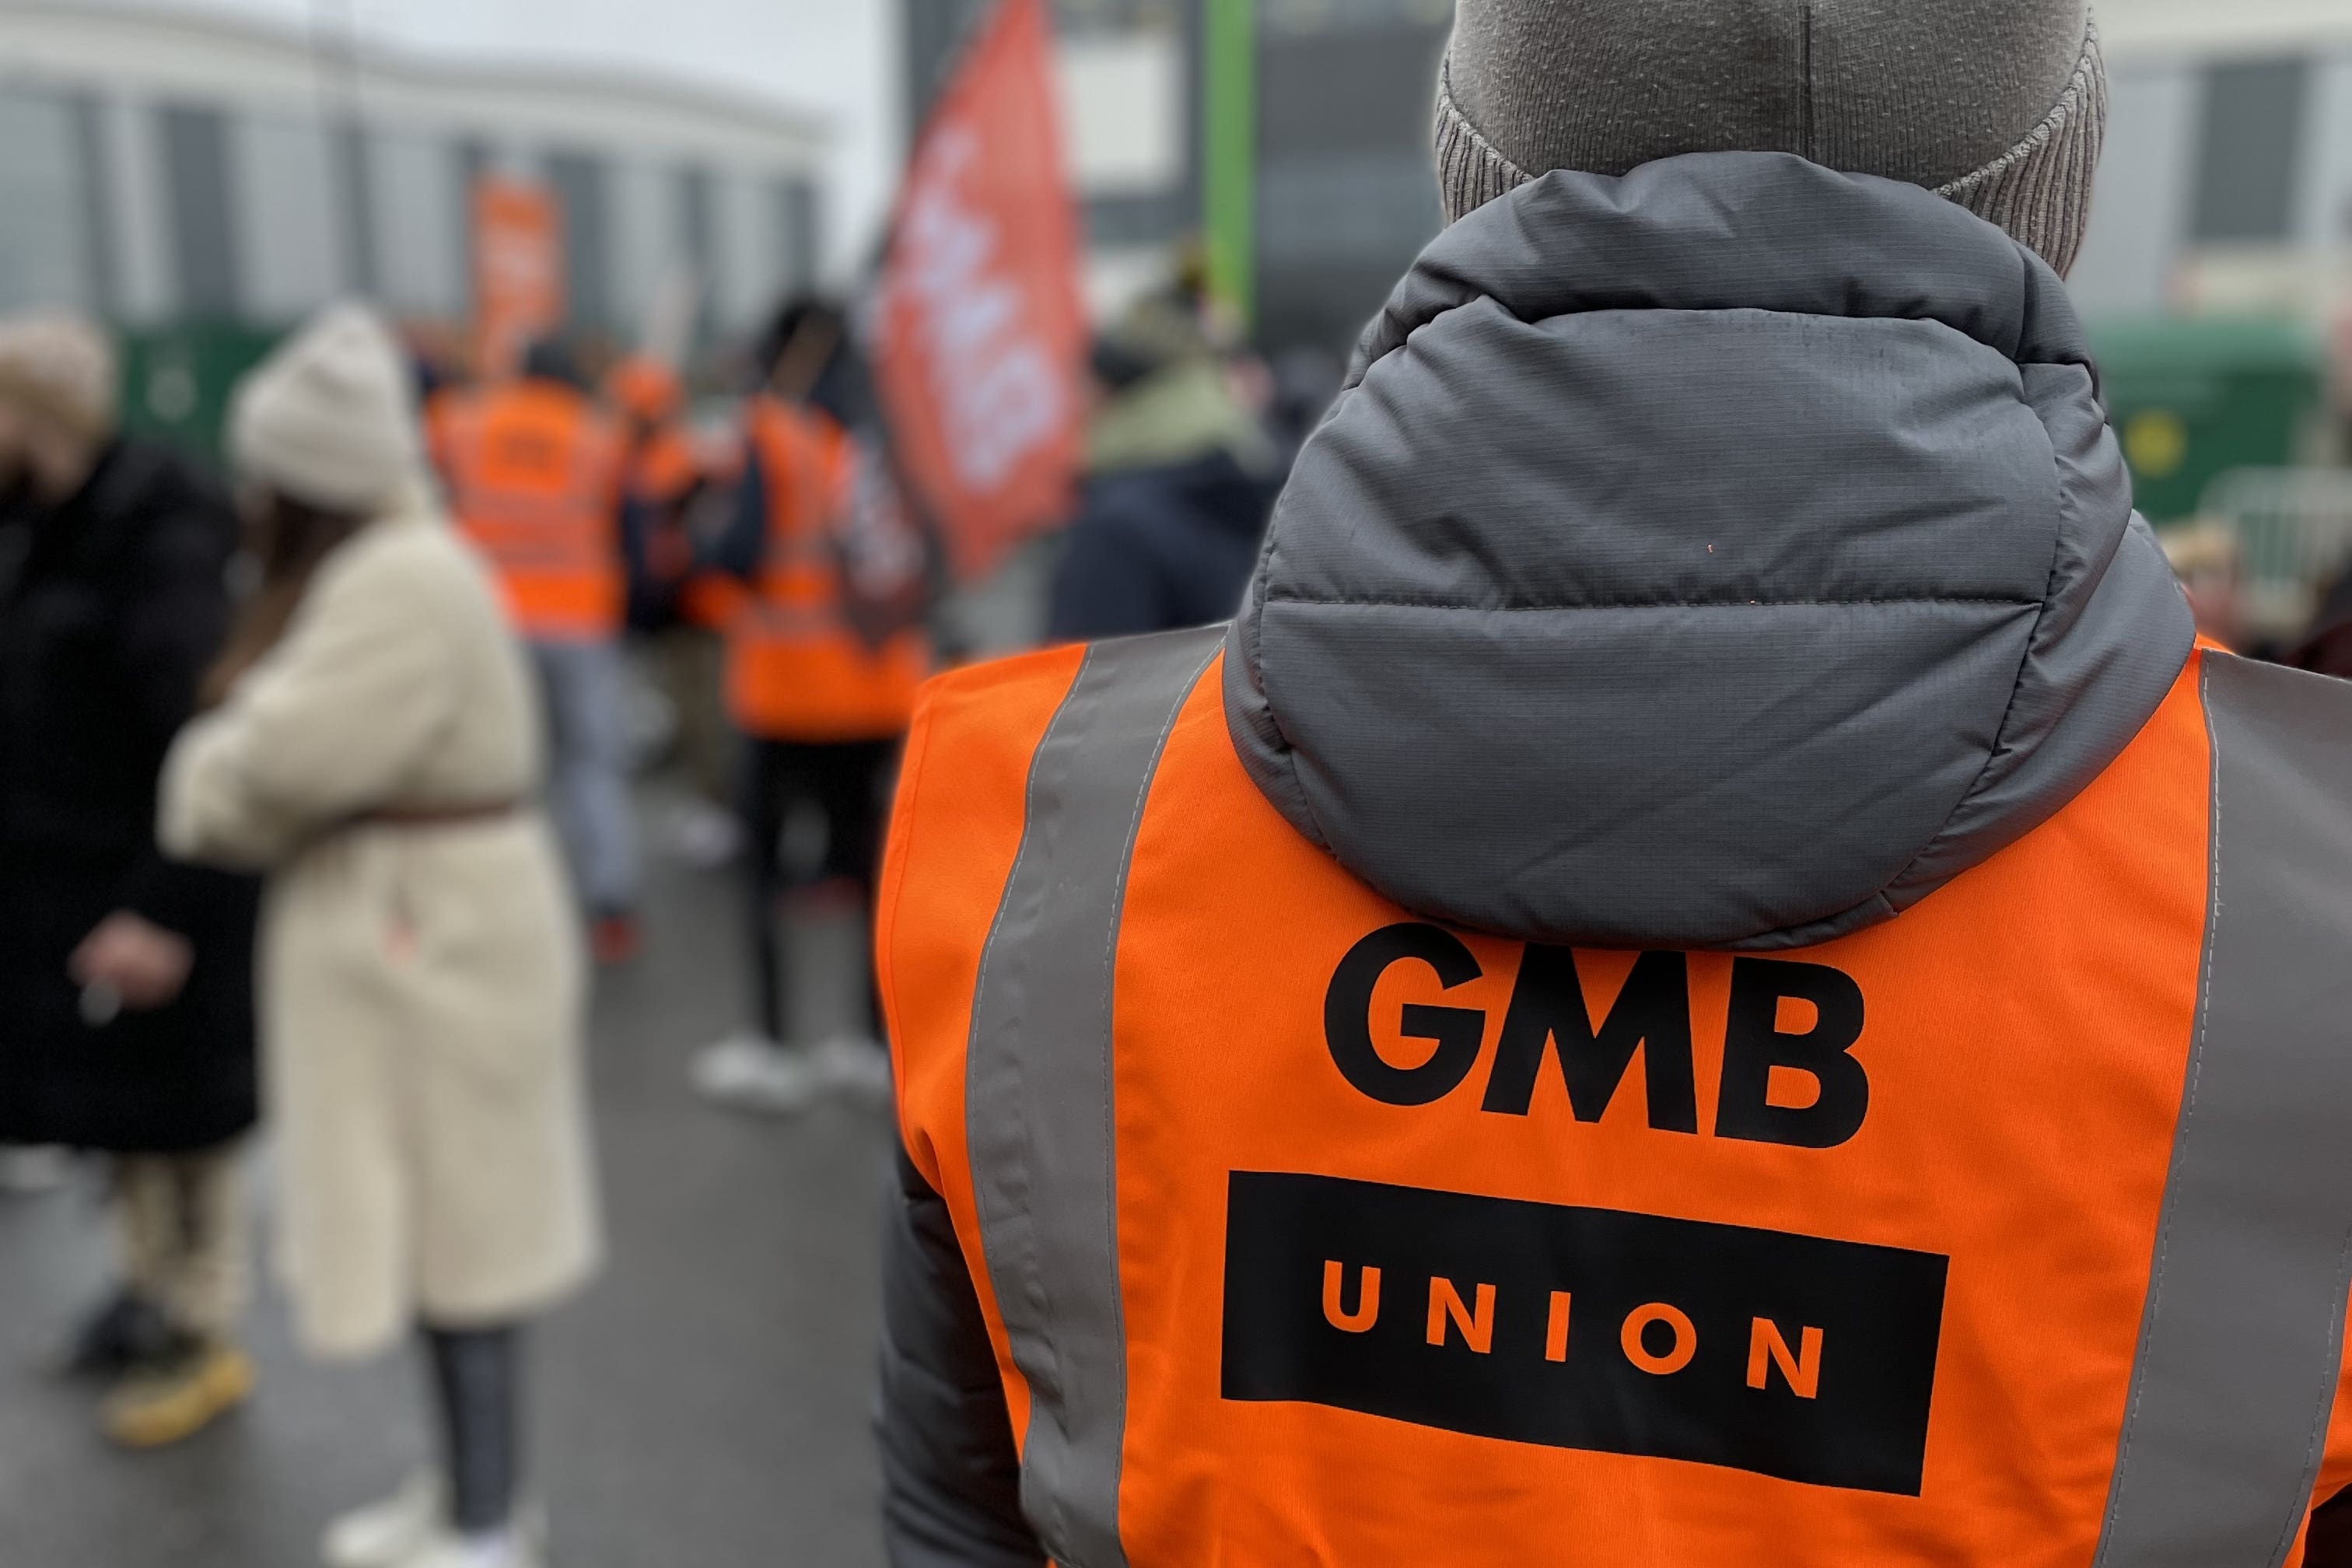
[0,311,119,439]
[1436,0,2108,276]
[229,303,423,516]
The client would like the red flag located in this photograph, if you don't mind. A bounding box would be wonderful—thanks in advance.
[876,0,1087,583]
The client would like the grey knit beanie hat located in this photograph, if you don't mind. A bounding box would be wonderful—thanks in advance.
[1436,1,2108,275]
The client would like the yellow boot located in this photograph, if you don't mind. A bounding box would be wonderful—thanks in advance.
[100,1340,254,1448]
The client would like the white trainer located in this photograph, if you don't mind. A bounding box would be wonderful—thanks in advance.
[810,1036,894,1109]
[663,799,742,867]
[391,1525,544,1568]
[691,1034,820,1115]
[323,1472,441,1568]
[0,1144,72,1195]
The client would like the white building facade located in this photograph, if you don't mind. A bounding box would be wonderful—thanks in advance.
[0,0,829,338]
[2069,0,2352,320]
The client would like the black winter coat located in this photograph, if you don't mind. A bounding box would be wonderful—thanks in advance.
[0,439,258,1152]
[1045,452,1276,644]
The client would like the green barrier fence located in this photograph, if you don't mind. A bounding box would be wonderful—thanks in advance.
[2088,316,2325,524]
[116,320,285,471]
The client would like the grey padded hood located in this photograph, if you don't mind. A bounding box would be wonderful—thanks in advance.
[1224,152,2193,951]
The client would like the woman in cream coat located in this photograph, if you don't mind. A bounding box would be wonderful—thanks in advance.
[161,304,597,1568]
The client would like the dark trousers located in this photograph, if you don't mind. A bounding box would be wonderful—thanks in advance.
[424,1322,521,1535]
[740,737,898,1043]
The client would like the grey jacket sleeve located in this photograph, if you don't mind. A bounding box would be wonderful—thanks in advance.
[877,1143,1045,1568]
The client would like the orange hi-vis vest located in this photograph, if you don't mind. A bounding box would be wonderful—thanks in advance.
[880,625,2352,1567]
[430,380,626,642]
[723,396,927,742]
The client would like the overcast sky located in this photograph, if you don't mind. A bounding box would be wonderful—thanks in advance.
[149,0,901,275]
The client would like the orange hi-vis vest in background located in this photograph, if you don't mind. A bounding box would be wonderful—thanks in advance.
[723,395,927,743]
[879,626,2352,1567]
[429,380,626,642]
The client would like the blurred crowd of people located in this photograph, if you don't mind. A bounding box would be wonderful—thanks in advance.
[0,261,1311,1566]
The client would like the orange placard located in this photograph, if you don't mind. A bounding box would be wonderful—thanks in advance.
[474,176,565,380]
[875,0,1087,583]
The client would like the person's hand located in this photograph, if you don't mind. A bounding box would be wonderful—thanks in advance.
[68,912,194,1013]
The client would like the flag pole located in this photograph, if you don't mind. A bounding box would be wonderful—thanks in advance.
[1202,0,1256,334]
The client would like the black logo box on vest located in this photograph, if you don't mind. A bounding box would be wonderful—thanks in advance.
[1221,1171,1948,1496]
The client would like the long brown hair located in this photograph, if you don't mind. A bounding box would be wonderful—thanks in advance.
[200,490,369,709]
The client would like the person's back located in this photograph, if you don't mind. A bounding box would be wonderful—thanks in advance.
[723,391,929,740]
[429,370,625,644]
[0,318,261,1447]
[0,436,231,873]
[430,353,640,954]
[0,430,260,1156]
[605,354,708,633]
[212,506,542,823]
[1047,453,1275,643]
[163,305,596,1567]
[1047,299,1279,642]
[875,5,2352,1565]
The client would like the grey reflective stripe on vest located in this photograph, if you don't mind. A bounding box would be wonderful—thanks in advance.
[2097,653,2352,1566]
[965,625,1224,1568]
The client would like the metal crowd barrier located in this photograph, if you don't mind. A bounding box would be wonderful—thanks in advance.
[2197,467,2352,641]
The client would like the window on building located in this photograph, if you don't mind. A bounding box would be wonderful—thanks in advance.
[775,176,820,296]
[1255,15,1447,348]
[677,165,716,341]
[234,116,346,319]
[905,0,989,131]
[335,120,377,297]
[2190,58,2312,245]
[548,151,611,331]
[454,138,490,313]
[0,86,100,314]
[71,94,119,316]
[159,103,239,317]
